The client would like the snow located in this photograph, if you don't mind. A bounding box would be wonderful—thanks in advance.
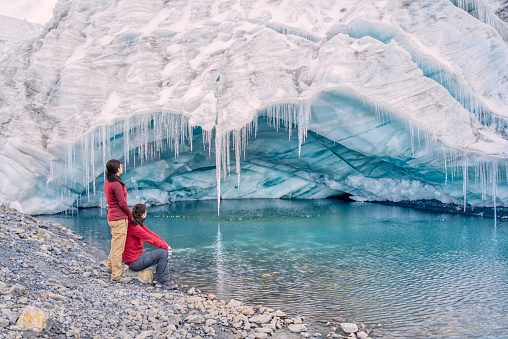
[0,0,508,214]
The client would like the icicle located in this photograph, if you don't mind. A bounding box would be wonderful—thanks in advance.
[124,119,130,165]
[215,130,222,215]
[463,158,468,211]
[297,102,311,157]
[234,129,241,188]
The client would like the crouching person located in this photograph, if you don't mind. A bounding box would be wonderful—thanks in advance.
[122,203,177,289]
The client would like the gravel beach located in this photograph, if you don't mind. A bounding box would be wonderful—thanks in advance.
[0,207,372,339]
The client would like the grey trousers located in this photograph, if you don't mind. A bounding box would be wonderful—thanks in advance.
[128,248,169,283]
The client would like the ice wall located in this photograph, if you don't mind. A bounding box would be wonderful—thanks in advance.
[0,0,508,215]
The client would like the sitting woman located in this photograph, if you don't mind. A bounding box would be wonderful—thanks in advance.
[122,203,177,289]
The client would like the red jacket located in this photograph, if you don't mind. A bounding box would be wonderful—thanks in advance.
[104,180,133,222]
[122,221,169,264]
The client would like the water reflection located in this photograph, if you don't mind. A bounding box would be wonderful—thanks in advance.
[215,223,225,297]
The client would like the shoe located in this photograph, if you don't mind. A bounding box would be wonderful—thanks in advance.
[159,281,177,289]
[111,275,132,283]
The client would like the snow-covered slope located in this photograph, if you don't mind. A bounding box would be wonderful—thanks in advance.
[0,0,508,214]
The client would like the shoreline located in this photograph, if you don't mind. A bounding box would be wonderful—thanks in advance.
[0,207,372,338]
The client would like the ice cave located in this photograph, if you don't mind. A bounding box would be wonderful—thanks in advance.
[1,0,508,215]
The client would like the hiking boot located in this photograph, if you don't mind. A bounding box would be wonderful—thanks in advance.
[111,275,131,283]
[159,281,177,290]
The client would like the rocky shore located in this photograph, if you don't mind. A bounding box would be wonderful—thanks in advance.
[0,207,373,339]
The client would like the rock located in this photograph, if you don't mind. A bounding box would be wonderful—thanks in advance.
[341,323,358,334]
[207,294,217,300]
[37,229,48,239]
[256,326,273,334]
[205,319,217,326]
[135,330,154,339]
[203,326,215,335]
[9,283,26,296]
[288,324,307,333]
[228,299,243,308]
[357,331,369,339]
[185,314,205,324]
[46,292,67,301]
[242,307,255,316]
[0,318,9,328]
[0,281,7,290]
[254,333,268,339]
[235,330,247,339]
[122,268,154,284]
[187,287,196,295]
[16,306,54,333]
[273,310,286,318]
[294,317,303,324]
[249,313,272,324]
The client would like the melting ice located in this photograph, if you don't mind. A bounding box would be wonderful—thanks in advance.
[0,0,508,215]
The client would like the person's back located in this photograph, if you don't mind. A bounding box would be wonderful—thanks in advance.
[104,159,135,283]
[104,180,131,222]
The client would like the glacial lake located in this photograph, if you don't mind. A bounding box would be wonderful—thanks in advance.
[38,199,508,338]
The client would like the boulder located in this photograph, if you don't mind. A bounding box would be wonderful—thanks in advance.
[16,306,54,333]
[122,268,153,284]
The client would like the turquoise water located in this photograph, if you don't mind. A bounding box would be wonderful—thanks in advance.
[39,200,508,338]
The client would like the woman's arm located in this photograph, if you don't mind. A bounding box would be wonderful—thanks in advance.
[143,225,165,243]
[112,182,134,221]
[132,225,168,250]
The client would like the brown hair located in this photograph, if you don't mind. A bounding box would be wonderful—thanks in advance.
[105,159,125,186]
[132,203,147,226]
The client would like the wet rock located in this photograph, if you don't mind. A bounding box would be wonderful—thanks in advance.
[357,331,369,339]
[228,299,243,308]
[16,306,54,333]
[242,307,255,316]
[249,313,272,324]
[272,309,286,318]
[288,324,307,333]
[341,323,358,334]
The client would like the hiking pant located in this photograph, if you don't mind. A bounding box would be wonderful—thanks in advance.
[106,219,128,280]
[128,248,170,283]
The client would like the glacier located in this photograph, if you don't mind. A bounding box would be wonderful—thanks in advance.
[0,0,508,215]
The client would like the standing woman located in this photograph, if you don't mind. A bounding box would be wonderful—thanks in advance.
[104,159,137,282]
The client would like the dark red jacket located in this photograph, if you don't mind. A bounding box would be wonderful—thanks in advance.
[104,180,133,222]
[122,221,169,264]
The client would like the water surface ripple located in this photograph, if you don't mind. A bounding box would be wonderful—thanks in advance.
[39,200,508,338]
